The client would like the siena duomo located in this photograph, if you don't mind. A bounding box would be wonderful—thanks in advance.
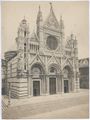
[5,3,80,98]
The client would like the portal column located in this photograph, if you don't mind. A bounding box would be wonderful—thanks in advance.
[28,75,31,97]
[75,72,80,92]
[73,70,77,92]
[30,77,33,96]
[46,76,49,95]
[71,73,75,92]
[41,76,45,96]
[56,77,58,94]
[61,75,64,94]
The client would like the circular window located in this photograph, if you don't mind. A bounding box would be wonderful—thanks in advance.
[47,36,58,50]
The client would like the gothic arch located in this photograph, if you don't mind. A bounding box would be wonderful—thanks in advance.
[48,63,61,74]
[31,62,45,75]
[63,65,74,92]
[62,57,73,72]
[62,61,73,73]
[63,65,73,79]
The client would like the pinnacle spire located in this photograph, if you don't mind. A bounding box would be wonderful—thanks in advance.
[60,15,62,19]
[50,2,54,14]
[37,5,43,23]
[71,33,74,40]
[50,2,52,10]
[75,36,76,40]
[60,15,64,32]
[39,5,41,12]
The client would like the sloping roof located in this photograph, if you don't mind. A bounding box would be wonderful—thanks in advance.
[5,50,17,62]
[79,58,89,68]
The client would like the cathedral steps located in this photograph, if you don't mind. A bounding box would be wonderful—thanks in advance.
[2,92,88,119]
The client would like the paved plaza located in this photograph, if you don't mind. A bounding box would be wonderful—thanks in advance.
[2,89,89,119]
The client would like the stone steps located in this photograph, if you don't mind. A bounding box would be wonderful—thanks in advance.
[2,94,88,119]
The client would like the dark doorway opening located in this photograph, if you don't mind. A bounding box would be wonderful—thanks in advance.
[64,80,69,93]
[49,78,56,94]
[33,81,40,96]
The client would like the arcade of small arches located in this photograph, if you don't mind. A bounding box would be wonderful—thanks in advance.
[29,63,74,96]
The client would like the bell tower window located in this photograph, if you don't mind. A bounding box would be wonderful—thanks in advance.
[24,43,26,52]
[24,63,26,70]
[24,31,26,37]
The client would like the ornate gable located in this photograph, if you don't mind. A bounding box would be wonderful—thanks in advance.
[62,57,73,70]
[29,54,45,68]
[43,3,60,31]
[30,31,39,43]
[47,55,60,66]
[65,40,73,50]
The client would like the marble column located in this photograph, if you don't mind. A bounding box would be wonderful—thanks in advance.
[30,77,33,96]
[61,75,64,94]
[26,70,30,97]
[46,76,49,95]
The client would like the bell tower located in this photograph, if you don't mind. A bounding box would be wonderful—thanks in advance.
[16,17,29,50]
[70,34,79,91]
[16,18,29,75]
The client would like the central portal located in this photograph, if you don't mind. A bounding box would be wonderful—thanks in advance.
[64,80,69,93]
[33,81,40,96]
[49,78,56,94]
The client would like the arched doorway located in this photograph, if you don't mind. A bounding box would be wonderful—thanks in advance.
[31,63,44,96]
[63,66,73,93]
[49,66,57,95]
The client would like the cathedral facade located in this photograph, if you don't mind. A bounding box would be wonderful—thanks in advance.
[6,4,80,98]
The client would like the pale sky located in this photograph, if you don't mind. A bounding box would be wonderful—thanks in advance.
[1,1,89,59]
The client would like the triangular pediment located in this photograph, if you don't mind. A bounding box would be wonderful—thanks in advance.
[30,31,39,43]
[43,5,60,31]
[65,39,72,49]
[29,54,45,68]
[62,58,73,70]
[47,55,60,66]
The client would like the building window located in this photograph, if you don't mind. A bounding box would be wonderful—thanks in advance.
[24,53,26,58]
[24,31,26,37]
[47,36,58,50]
[24,43,26,52]
[24,63,26,70]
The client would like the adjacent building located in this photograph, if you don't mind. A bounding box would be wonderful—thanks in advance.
[79,58,89,89]
[2,59,7,95]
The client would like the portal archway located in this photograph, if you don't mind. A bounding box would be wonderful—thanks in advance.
[63,65,73,93]
[48,64,59,95]
[31,63,45,96]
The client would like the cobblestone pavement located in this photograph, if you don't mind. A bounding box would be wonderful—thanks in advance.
[2,89,88,107]
[2,89,89,119]
[24,104,89,119]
